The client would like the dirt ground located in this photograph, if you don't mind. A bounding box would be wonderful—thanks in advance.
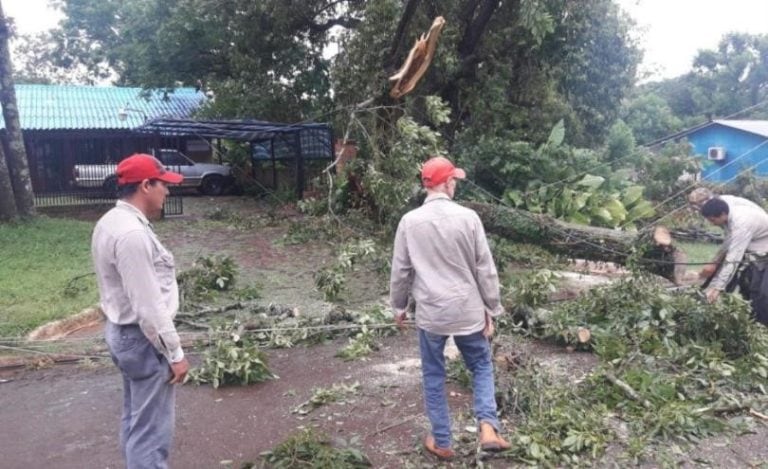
[2,196,768,468]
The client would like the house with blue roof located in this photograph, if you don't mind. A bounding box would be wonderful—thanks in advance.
[652,120,768,183]
[1,84,207,192]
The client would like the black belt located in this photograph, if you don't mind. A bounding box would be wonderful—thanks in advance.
[111,322,140,330]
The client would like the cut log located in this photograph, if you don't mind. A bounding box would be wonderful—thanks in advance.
[577,327,591,344]
[466,202,687,284]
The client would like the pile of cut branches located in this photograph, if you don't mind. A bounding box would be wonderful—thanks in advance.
[494,277,768,465]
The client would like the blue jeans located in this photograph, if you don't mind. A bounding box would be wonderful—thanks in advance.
[105,322,175,469]
[418,328,500,448]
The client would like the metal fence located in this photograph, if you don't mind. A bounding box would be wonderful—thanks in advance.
[34,190,184,217]
[33,161,185,216]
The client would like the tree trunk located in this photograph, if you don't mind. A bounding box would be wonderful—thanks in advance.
[440,0,505,122]
[385,0,422,73]
[0,2,35,217]
[466,202,687,284]
[0,142,17,220]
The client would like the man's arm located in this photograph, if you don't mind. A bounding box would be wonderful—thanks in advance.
[473,215,504,317]
[701,226,730,280]
[389,220,413,316]
[115,230,184,364]
[707,219,754,292]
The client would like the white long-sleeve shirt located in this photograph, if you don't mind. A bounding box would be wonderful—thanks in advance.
[710,201,768,290]
[713,195,763,258]
[389,193,504,336]
[91,201,184,362]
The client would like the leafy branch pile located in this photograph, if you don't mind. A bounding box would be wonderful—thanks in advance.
[187,325,277,388]
[259,428,370,468]
[204,206,256,230]
[248,304,398,353]
[180,303,396,357]
[177,255,237,304]
[314,239,378,301]
[494,277,768,465]
[292,382,361,415]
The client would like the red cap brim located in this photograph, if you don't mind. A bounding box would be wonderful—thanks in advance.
[453,168,466,179]
[157,172,184,184]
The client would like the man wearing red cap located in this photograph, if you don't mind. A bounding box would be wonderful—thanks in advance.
[389,156,510,460]
[91,154,188,468]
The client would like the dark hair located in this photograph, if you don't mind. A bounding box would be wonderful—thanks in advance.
[117,179,159,199]
[701,197,729,218]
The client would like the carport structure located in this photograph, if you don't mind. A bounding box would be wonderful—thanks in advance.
[138,118,334,199]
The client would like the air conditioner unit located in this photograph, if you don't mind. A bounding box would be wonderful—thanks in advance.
[708,146,726,161]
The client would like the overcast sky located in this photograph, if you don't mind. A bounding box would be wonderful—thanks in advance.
[4,0,61,35]
[3,0,768,82]
[617,0,768,80]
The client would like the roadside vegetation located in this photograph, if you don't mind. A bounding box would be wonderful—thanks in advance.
[0,216,97,337]
[6,1,768,466]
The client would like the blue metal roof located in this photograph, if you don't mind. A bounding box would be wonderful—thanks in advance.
[1,84,206,131]
[712,120,768,139]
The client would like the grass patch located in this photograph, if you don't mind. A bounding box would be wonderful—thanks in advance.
[678,241,719,267]
[0,216,97,337]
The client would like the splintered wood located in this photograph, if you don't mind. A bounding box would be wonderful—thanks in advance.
[388,16,446,99]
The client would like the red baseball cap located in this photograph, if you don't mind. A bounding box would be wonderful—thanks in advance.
[116,154,183,185]
[421,156,466,188]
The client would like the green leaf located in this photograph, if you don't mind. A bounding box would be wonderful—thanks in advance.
[627,200,656,221]
[621,186,645,207]
[547,119,565,147]
[567,212,592,225]
[562,435,578,447]
[591,207,614,225]
[572,192,591,211]
[603,199,628,222]
[530,441,543,459]
[504,190,524,207]
[576,174,605,189]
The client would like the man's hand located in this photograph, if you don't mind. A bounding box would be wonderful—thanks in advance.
[169,357,190,384]
[394,310,408,331]
[705,288,721,304]
[483,313,495,339]
[699,263,718,279]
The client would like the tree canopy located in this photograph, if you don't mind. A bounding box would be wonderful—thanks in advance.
[623,32,768,142]
[16,0,640,146]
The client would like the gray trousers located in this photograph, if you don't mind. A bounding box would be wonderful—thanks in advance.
[105,322,175,469]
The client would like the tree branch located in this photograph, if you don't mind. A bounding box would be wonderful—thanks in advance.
[385,0,422,71]
[440,0,506,120]
[308,17,362,34]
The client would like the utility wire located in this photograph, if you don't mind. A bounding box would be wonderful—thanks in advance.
[618,138,768,230]
[514,98,768,200]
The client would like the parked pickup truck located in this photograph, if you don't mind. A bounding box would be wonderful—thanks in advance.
[72,149,233,195]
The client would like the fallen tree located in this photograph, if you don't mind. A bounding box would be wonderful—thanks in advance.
[466,201,688,284]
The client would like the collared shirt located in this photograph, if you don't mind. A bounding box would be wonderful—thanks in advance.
[389,193,504,336]
[714,195,764,259]
[710,201,768,290]
[91,200,183,362]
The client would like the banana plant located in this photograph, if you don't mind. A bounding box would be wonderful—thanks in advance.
[503,174,655,228]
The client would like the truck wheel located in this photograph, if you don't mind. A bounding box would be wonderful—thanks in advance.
[200,175,224,196]
[103,176,118,198]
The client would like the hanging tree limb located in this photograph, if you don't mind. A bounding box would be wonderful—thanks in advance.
[388,16,446,99]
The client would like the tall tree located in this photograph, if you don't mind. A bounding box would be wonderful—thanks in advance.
[33,0,638,144]
[0,0,34,217]
[34,0,365,122]
[0,143,17,220]
[333,0,640,146]
[627,32,768,134]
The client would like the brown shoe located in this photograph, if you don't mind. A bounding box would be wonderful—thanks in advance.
[479,422,511,451]
[423,435,455,460]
